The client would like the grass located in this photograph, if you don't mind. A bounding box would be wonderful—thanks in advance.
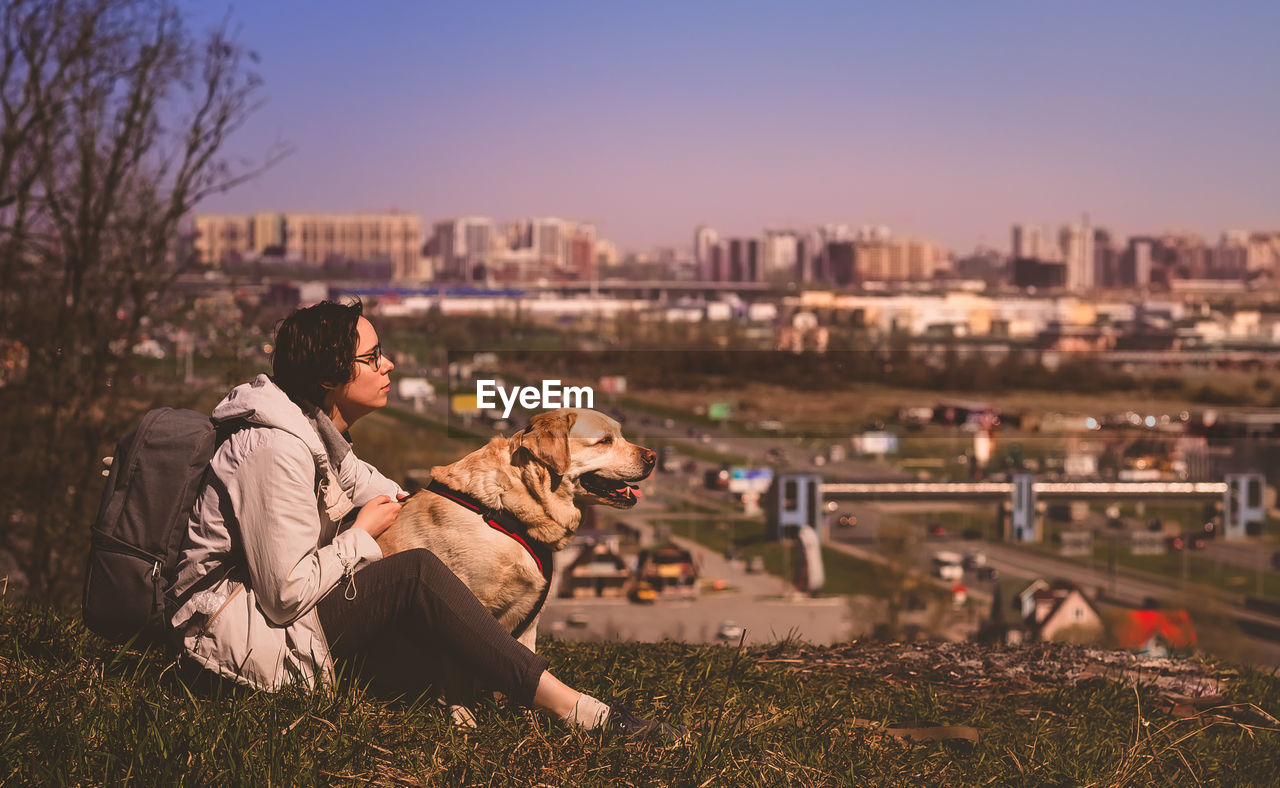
[1087,543,1280,602]
[1023,531,1280,603]
[3,601,1279,785]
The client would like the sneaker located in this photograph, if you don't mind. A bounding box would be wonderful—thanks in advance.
[607,704,688,745]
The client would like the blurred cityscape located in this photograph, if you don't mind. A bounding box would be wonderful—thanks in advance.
[192,210,1280,294]
[68,208,1265,670]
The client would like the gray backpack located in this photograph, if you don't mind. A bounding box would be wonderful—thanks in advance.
[82,408,238,645]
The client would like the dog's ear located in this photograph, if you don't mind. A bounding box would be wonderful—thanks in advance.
[510,411,577,475]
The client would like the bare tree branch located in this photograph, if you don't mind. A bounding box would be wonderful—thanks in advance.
[0,0,272,602]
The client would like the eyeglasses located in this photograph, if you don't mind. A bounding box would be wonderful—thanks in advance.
[354,343,383,369]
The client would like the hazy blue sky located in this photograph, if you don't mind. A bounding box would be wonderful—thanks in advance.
[194,1,1280,253]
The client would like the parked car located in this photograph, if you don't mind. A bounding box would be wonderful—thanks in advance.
[704,467,730,490]
[927,523,948,539]
[629,581,658,604]
[1185,533,1207,550]
[658,445,682,473]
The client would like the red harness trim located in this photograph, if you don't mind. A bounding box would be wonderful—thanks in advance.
[422,480,548,578]
[420,479,554,639]
[481,517,543,574]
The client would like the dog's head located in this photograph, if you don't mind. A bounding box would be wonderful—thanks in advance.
[508,408,656,510]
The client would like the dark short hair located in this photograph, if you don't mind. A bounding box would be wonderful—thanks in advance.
[271,299,363,407]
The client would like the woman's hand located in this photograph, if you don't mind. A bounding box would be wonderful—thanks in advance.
[352,495,402,539]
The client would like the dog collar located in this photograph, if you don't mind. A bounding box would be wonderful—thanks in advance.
[421,479,554,638]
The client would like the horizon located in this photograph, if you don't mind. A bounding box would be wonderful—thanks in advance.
[192,0,1280,254]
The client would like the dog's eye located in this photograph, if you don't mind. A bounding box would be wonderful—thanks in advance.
[596,436,613,445]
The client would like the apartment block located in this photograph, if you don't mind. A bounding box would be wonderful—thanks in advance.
[283,212,421,277]
[856,237,946,282]
[194,211,422,279]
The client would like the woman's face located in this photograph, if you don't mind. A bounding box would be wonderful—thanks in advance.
[327,316,395,425]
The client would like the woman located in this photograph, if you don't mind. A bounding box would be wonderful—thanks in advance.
[170,299,678,740]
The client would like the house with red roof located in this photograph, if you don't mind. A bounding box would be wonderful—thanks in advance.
[1112,609,1197,657]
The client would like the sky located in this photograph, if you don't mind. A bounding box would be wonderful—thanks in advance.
[191,0,1280,254]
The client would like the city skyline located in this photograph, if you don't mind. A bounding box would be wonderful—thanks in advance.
[193,1,1279,254]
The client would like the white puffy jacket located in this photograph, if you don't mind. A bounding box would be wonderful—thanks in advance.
[170,374,402,690]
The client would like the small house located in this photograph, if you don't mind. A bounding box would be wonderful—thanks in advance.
[559,541,631,599]
[1019,580,1105,644]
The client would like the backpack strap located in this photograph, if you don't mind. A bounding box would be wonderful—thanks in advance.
[164,418,251,626]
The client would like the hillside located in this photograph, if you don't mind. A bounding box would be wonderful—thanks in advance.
[2,602,1278,785]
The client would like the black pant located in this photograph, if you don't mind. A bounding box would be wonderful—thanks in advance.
[316,548,549,706]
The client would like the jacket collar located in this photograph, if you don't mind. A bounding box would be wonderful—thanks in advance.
[212,374,353,521]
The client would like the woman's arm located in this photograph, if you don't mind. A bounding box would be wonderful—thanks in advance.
[343,454,406,506]
[225,431,382,626]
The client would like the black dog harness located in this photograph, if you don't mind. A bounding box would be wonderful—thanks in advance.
[422,479,554,639]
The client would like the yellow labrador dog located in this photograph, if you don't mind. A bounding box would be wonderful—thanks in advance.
[376,408,656,651]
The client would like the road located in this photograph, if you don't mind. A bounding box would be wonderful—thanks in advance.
[542,523,851,647]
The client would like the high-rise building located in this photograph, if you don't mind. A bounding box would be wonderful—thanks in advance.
[282,212,422,279]
[194,211,420,278]
[434,216,495,281]
[762,231,800,282]
[825,241,858,286]
[568,223,597,280]
[1011,224,1046,260]
[694,225,719,280]
[1093,228,1118,288]
[193,213,251,265]
[250,211,284,253]
[854,237,945,282]
[1245,232,1280,273]
[1121,237,1154,287]
[726,238,761,282]
[1059,221,1094,291]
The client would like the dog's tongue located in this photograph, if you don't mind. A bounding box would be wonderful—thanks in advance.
[630,485,642,498]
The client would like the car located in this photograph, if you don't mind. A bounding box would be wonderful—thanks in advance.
[927,523,948,539]
[658,445,682,473]
[704,467,730,490]
[1167,535,1185,551]
[745,555,766,574]
[1185,533,1207,550]
[962,552,986,569]
[716,621,745,641]
[566,612,589,628]
[835,512,857,528]
[976,566,999,581]
[629,581,658,604]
